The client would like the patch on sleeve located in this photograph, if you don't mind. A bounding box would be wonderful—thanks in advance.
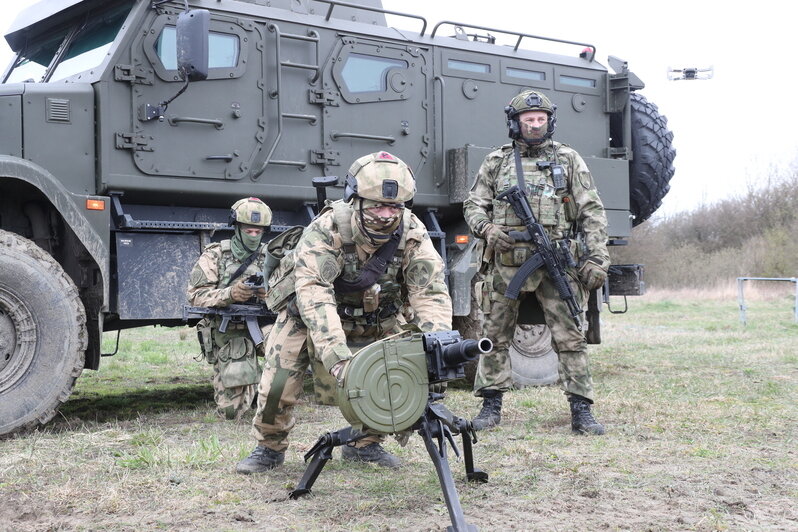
[319,256,341,284]
[405,261,434,288]
[189,267,206,287]
[578,170,594,190]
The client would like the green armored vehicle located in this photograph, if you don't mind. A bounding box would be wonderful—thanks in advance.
[0,0,674,436]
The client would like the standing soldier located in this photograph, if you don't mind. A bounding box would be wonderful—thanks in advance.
[236,151,452,473]
[463,90,610,435]
[186,197,272,420]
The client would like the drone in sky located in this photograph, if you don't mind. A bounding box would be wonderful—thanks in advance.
[667,66,714,81]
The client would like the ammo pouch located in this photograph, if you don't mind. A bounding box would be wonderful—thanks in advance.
[217,336,261,388]
[196,319,216,364]
[263,226,304,312]
[499,237,576,268]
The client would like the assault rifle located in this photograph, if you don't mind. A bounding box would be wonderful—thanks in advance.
[289,331,493,532]
[182,303,272,345]
[496,184,582,330]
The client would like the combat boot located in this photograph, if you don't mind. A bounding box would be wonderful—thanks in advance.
[342,442,402,469]
[471,390,503,431]
[235,445,285,474]
[568,395,605,435]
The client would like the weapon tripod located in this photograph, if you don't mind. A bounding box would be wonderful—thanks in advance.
[289,394,488,532]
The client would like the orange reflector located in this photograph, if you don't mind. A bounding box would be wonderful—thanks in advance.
[86,199,105,211]
[454,234,469,245]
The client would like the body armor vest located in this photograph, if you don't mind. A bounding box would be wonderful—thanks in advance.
[331,201,410,317]
[491,144,576,242]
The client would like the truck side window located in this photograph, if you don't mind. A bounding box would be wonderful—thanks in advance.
[340,53,407,93]
[155,27,240,71]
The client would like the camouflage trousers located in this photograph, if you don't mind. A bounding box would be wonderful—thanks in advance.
[476,268,594,401]
[211,365,257,421]
[250,309,404,452]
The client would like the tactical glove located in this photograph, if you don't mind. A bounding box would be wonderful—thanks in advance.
[230,280,253,302]
[483,223,515,254]
[578,258,608,291]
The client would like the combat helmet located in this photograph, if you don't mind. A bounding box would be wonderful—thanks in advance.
[343,151,415,206]
[505,89,557,143]
[229,197,272,228]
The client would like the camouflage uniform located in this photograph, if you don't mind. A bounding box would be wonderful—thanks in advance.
[250,199,452,452]
[186,198,272,420]
[464,138,609,402]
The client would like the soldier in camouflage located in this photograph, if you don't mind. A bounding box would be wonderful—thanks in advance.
[186,197,273,421]
[236,151,452,473]
[463,89,610,435]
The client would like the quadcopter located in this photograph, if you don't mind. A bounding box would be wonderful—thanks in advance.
[667,66,714,81]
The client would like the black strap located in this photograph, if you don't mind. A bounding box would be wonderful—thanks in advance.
[513,146,528,197]
[227,249,260,286]
[334,222,404,294]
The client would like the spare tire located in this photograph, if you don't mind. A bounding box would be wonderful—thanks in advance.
[629,92,676,225]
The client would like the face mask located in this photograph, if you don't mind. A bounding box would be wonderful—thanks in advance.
[521,122,548,144]
[232,225,262,259]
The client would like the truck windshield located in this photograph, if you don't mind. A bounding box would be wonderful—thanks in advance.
[4,2,132,84]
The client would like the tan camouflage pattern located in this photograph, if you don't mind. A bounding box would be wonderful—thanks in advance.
[249,200,452,452]
[464,139,608,401]
[295,202,452,371]
[186,240,269,419]
[348,151,415,203]
[231,197,273,227]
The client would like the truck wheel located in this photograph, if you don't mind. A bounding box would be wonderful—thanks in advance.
[0,230,86,436]
[629,92,676,226]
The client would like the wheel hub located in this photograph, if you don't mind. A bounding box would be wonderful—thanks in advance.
[0,289,37,390]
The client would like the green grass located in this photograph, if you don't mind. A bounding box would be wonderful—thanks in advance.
[1,293,796,530]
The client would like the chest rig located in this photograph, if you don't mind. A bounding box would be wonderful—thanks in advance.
[331,201,410,322]
[218,240,267,288]
[492,144,576,240]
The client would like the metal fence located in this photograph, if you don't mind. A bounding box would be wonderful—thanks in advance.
[736,277,798,325]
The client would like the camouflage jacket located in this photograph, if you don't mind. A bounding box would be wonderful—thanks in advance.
[293,201,452,371]
[464,140,610,270]
[186,240,267,308]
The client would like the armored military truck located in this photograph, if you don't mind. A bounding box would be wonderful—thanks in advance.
[0,0,675,436]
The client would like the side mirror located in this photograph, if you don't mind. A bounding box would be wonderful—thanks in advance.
[176,9,209,81]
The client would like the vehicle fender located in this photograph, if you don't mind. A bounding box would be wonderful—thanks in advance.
[0,155,109,307]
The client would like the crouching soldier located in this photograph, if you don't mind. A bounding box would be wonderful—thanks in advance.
[236,151,452,473]
[187,197,273,420]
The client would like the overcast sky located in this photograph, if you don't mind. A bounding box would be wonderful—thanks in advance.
[2,0,797,218]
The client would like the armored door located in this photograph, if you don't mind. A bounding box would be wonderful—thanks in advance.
[126,11,265,180]
[321,36,430,177]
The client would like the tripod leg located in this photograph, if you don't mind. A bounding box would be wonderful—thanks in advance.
[419,419,478,532]
[460,429,488,483]
[289,426,360,499]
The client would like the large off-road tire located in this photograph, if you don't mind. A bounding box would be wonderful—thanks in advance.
[629,92,676,226]
[0,230,86,436]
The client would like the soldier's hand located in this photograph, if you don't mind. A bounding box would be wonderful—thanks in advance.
[578,258,608,291]
[254,287,267,301]
[330,360,349,386]
[484,223,515,253]
[230,280,253,302]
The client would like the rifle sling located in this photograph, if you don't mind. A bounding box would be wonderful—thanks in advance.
[227,250,260,287]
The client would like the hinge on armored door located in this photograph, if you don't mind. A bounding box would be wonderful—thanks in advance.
[115,132,154,152]
[114,64,153,85]
[309,89,340,107]
[311,150,340,166]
